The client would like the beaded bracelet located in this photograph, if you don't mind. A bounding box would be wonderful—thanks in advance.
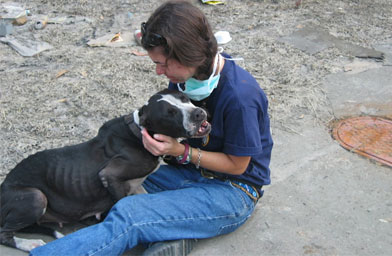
[196,148,202,169]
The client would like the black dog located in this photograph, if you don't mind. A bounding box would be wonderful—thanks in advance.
[0,89,211,251]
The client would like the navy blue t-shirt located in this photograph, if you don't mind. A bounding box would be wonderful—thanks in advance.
[169,53,273,188]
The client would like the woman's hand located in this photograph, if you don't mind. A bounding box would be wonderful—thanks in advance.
[141,128,184,157]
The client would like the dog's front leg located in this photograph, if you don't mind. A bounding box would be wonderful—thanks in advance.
[99,157,131,201]
[98,156,153,201]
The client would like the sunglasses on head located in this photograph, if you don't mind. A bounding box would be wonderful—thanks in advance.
[141,22,167,47]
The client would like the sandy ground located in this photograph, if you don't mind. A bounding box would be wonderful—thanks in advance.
[1,0,391,255]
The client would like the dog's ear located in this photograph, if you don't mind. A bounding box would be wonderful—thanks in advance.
[138,106,151,128]
[138,105,145,118]
[138,106,155,137]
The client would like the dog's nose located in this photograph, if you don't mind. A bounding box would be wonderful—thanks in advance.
[191,108,206,122]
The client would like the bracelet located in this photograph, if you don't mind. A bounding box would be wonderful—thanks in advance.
[183,146,192,164]
[177,143,190,164]
[188,147,193,163]
[196,148,202,169]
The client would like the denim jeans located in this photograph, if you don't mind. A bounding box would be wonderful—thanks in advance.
[30,164,257,256]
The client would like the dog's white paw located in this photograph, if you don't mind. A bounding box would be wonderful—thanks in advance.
[14,236,46,252]
[95,212,102,221]
[54,230,65,239]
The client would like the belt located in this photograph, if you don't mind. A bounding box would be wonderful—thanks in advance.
[200,169,261,203]
[230,180,260,202]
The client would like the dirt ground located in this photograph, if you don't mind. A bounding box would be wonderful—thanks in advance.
[0,0,391,254]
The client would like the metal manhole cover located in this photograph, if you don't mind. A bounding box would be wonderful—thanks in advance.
[332,116,392,167]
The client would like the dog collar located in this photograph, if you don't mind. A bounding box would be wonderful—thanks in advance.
[124,111,143,141]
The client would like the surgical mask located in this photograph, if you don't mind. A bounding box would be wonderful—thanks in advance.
[178,53,221,101]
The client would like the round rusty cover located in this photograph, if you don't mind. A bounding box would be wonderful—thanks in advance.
[332,116,392,167]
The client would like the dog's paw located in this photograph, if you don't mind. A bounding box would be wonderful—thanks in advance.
[14,237,46,252]
[54,230,65,239]
[95,212,102,221]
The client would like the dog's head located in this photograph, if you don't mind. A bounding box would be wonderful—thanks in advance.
[137,89,211,138]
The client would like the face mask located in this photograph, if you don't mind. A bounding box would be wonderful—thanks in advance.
[178,54,221,101]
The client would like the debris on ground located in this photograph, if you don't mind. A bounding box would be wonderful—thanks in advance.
[0,36,53,56]
[87,31,134,47]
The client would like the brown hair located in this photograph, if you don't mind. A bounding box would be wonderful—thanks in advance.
[142,0,218,80]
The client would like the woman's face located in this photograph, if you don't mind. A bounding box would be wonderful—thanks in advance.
[148,47,196,83]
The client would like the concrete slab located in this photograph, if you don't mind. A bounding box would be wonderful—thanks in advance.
[278,26,330,55]
[278,25,384,60]
[343,59,383,74]
[322,66,392,118]
[375,41,392,66]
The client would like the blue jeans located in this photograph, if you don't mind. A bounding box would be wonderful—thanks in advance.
[30,164,258,256]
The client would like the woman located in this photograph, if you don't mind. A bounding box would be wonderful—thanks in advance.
[30,1,273,255]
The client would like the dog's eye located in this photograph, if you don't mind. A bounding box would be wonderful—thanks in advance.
[168,108,178,115]
[180,95,188,102]
[143,119,152,128]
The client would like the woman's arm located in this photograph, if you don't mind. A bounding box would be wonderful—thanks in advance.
[141,128,250,175]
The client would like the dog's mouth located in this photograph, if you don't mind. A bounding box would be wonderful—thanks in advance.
[193,120,211,138]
